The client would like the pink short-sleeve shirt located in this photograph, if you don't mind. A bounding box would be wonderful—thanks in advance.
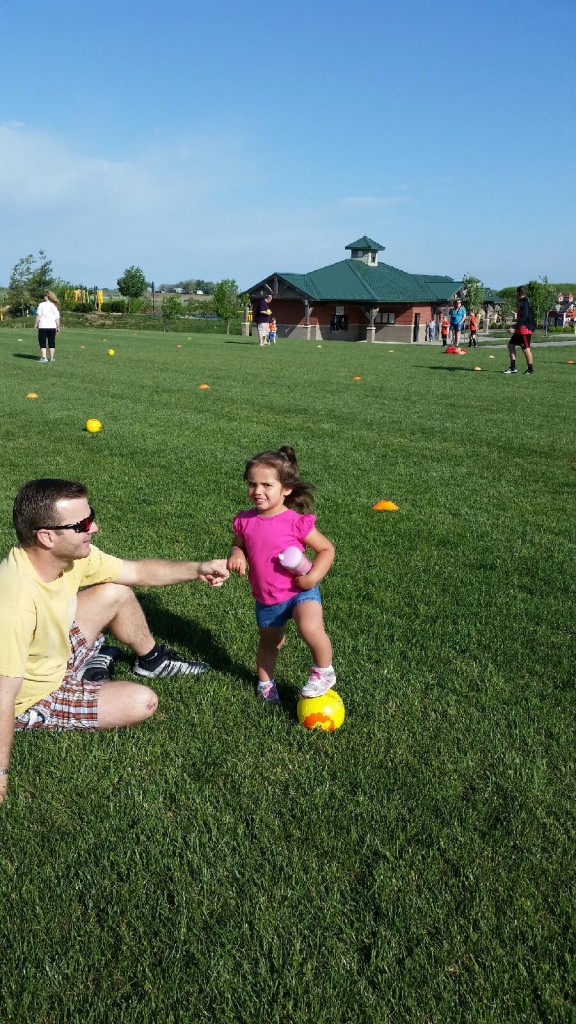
[232,508,316,605]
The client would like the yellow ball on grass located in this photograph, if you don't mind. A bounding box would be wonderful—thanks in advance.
[297,689,345,731]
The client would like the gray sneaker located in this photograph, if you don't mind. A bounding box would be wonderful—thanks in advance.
[503,367,517,374]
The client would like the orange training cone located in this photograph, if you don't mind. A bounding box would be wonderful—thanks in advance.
[372,500,399,511]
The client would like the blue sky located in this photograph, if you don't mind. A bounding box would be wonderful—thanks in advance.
[1,0,574,291]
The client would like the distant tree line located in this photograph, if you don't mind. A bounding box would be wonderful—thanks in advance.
[1,253,234,320]
[156,279,216,295]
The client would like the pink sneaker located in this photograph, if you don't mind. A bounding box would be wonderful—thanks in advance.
[300,667,336,698]
[257,681,282,705]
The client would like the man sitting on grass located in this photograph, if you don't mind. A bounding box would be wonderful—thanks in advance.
[0,478,229,805]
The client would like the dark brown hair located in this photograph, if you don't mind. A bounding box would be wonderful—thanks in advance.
[244,446,315,513]
[13,478,88,545]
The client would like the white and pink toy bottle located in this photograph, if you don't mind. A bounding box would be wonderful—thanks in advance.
[278,546,312,575]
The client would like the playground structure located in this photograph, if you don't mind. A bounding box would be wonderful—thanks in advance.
[66,288,104,310]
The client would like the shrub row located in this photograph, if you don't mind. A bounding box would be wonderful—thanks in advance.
[57,311,241,334]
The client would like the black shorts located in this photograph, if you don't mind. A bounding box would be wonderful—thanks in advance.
[38,328,57,348]
[510,332,531,350]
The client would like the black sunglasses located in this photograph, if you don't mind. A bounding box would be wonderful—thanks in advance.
[40,507,96,534]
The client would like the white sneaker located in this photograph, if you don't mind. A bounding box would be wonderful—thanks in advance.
[300,668,336,698]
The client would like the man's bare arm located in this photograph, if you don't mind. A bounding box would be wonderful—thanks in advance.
[0,675,23,805]
[115,558,229,588]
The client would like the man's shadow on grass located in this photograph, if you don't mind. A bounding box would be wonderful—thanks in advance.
[136,592,254,688]
[424,365,499,373]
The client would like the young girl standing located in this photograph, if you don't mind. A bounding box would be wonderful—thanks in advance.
[227,447,335,705]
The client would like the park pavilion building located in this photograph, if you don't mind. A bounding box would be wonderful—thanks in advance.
[244,237,477,344]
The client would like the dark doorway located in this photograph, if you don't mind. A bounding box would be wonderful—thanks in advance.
[412,313,420,343]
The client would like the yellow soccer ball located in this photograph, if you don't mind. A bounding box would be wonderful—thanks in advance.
[85,418,102,433]
[297,689,345,732]
[107,348,115,356]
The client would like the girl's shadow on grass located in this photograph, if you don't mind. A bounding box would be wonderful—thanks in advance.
[137,593,299,719]
[13,353,39,360]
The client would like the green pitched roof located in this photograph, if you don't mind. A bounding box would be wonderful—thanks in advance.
[417,275,456,283]
[276,259,442,303]
[417,276,464,301]
[345,236,385,252]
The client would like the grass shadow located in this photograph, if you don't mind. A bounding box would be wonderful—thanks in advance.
[425,364,497,373]
[135,594,300,719]
[136,591,254,688]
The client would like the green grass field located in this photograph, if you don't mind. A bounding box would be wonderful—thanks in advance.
[1,327,574,1023]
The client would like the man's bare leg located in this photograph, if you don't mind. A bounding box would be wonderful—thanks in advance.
[75,584,159,726]
[76,583,156,656]
[76,581,210,680]
[96,680,158,727]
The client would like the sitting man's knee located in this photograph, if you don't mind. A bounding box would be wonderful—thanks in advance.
[139,685,158,720]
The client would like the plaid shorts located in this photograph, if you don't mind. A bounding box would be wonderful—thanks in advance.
[14,624,105,731]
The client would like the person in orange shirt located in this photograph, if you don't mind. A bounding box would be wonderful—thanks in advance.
[468,312,478,348]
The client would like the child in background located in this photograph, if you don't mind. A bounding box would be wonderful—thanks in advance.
[468,312,478,348]
[441,315,449,347]
[268,318,277,344]
[227,446,336,705]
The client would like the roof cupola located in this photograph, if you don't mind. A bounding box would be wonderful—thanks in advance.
[345,236,385,267]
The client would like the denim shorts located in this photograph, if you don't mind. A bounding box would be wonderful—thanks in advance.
[255,586,322,628]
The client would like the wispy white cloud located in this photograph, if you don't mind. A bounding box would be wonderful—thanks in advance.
[0,123,264,284]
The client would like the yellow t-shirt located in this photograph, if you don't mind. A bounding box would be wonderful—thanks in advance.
[0,545,123,713]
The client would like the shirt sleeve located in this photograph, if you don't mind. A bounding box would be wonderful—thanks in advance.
[232,513,247,539]
[295,513,316,542]
[77,546,123,587]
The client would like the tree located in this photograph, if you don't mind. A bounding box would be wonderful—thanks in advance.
[462,274,485,316]
[212,279,245,334]
[175,279,197,294]
[28,250,54,303]
[161,294,182,330]
[526,277,557,328]
[117,265,147,311]
[7,250,54,315]
[498,288,516,324]
[195,280,216,295]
